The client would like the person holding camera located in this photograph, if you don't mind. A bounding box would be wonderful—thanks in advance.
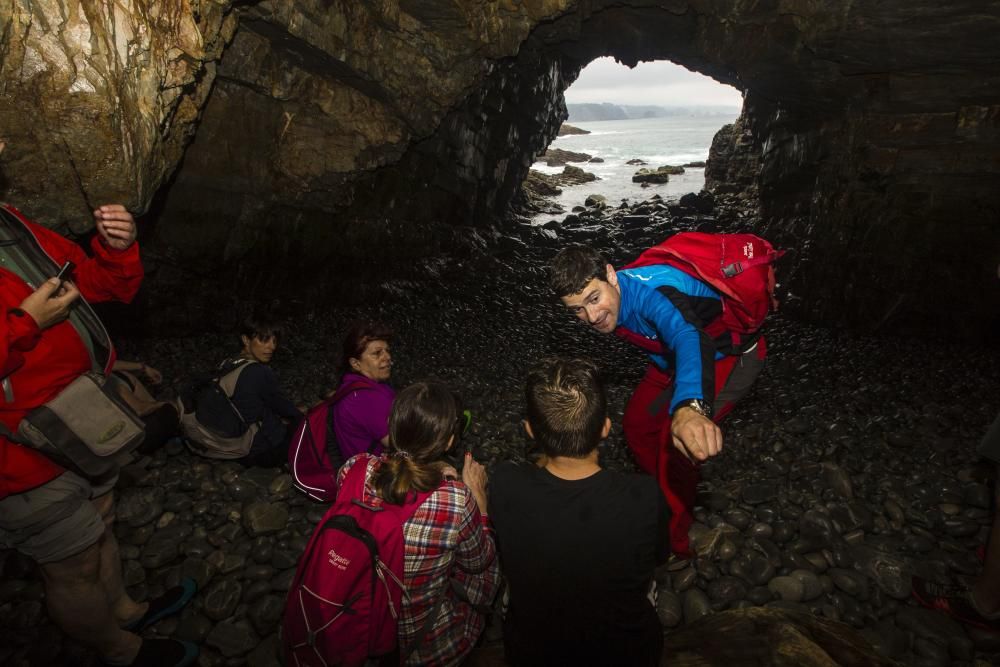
[0,140,197,667]
[335,381,499,665]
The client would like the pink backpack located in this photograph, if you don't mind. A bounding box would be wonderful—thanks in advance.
[289,379,375,501]
[282,458,433,667]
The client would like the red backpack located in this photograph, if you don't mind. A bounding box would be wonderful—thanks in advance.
[282,458,433,667]
[289,380,376,502]
[617,232,785,354]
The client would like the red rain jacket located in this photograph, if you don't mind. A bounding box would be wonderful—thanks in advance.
[0,205,143,498]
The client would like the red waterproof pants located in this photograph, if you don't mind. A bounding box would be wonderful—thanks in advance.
[623,338,767,558]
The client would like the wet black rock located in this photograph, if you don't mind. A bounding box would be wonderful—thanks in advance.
[4,192,998,666]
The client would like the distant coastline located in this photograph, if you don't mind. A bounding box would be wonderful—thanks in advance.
[567,102,741,122]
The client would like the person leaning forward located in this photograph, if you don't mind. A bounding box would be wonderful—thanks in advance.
[550,243,768,558]
[0,145,198,666]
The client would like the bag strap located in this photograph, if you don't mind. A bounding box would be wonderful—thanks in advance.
[400,572,492,660]
[401,584,449,661]
[719,252,781,278]
[214,359,258,427]
[337,455,445,662]
[0,205,114,373]
[216,359,256,396]
[0,420,19,444]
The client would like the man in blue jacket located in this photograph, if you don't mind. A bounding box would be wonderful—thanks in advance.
[550,244,767,557]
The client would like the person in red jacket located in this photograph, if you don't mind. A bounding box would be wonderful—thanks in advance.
[0,140,196,667]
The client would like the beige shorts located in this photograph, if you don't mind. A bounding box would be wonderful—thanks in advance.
[0,471,117,564]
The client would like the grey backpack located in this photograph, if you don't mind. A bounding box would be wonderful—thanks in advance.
[178,359,260,459]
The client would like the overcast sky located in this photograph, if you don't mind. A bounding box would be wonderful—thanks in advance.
[564,57,743,108]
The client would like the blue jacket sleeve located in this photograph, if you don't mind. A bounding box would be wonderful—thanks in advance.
[634,285,715,413]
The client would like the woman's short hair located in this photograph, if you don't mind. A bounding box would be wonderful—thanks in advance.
[525,357,607,459]
[549,245,609,297]
[340,320,393,374]
[239,315,281,342]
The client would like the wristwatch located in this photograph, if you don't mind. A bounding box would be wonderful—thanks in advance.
[673,398,712,419]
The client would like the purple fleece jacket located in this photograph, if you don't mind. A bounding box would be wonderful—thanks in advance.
[332,373,395,458]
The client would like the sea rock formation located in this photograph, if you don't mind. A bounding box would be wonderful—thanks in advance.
[633,165,685,183]
[1,1,998,339]
[557,123,590,136]
[541,147,593,166]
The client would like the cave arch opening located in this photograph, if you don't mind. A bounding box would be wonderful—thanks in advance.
[528,57,743,222]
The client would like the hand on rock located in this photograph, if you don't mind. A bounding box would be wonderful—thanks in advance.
[94,204,137,250]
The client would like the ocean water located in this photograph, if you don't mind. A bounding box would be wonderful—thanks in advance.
[531,114,739,223]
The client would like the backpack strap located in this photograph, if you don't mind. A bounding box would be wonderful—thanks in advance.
[214,359,258,428]
[614,325,667,354]
[719,245,785,278]
[338,456,446,662]
[216,359,256,396]
[0,205,114,374]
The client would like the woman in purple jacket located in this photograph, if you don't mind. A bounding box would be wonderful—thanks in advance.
[331,321,396,458]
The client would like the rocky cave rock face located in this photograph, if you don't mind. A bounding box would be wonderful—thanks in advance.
[0,1,237,232]
[1,1,998,338]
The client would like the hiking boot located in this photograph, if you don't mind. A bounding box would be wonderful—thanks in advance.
[911,576,1000,631]
[123,577,197,633]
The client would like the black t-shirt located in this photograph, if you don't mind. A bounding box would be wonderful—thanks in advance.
[489,461,670,667]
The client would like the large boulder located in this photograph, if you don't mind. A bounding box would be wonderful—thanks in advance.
[632,165,685,183]
[664,607,900,666]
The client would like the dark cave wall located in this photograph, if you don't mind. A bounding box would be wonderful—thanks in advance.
[707,84,1000,339]
[2,1,999,338]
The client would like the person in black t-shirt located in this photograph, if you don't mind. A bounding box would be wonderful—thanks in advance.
[489,357,670,666]
[230,316,303,467]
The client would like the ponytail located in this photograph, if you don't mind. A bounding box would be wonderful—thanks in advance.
[371,453,446,505]
[371,381,457,505]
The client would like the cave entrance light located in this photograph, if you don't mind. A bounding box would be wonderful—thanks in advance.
[531,57,743,223]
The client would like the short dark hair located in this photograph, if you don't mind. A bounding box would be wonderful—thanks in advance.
[239,315,281,342]
[525,357,607,458]
[549,245,609,297]
[340,320,393,374]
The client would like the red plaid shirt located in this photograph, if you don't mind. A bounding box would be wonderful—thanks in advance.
[339,455,500,665]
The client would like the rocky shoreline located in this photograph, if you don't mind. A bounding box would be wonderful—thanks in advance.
[2,195,999,666]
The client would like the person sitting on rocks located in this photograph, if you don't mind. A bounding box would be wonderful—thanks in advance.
[488,357,669,667]
[337,381,500,665]
[0,139,197,667]
[913,412,1000,629]
[330,320,395,459]
[112,359,179,455]
[549,243,768,558]
[225,316,303,467]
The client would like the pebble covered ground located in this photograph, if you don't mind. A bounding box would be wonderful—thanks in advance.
[2,193,999,666]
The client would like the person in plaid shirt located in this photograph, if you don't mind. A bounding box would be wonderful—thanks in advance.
[337,380,500,665]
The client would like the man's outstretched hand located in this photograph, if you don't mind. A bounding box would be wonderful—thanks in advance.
[94,204,137,250]
[671,407,723,462]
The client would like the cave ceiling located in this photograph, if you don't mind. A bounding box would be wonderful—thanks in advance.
[0,1,997,338]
